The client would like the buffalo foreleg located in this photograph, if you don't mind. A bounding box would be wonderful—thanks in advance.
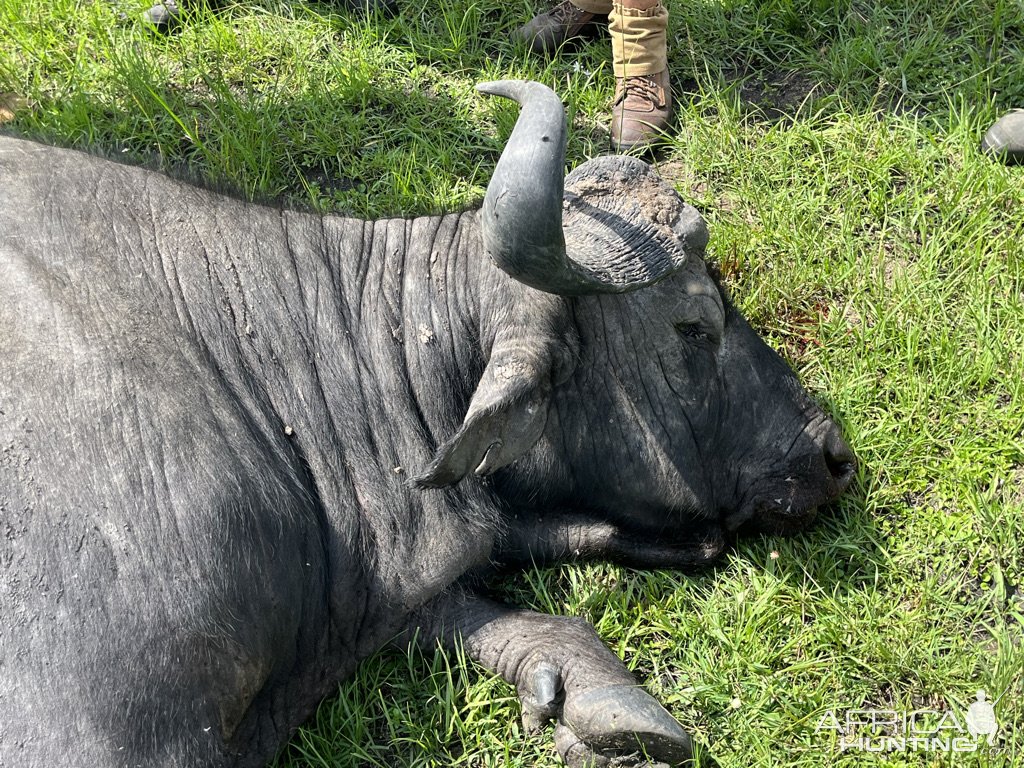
[410,591,696,767]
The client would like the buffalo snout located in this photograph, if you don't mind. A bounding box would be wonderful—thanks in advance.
[730,416,856,535]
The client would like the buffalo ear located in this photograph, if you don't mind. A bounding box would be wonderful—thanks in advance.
[415,348,555,488]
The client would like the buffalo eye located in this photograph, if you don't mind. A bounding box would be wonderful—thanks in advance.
[674,322,709,342]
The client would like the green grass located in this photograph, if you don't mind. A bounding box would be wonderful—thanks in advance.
[2,0,1022,765]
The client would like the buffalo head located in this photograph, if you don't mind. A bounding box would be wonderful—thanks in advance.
[416,80,854,565]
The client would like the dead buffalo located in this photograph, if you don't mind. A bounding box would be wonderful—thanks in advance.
[0,80,853,768]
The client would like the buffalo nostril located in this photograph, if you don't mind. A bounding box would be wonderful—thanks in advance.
[822,429,856,488]
[828,456,855,485]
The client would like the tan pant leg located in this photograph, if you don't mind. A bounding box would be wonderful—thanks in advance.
[610,0,668,77]
[574,0,613,16]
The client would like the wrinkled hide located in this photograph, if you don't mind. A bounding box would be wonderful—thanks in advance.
[0,81,852,768]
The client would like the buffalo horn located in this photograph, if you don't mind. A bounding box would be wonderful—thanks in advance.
[476,80,699,296]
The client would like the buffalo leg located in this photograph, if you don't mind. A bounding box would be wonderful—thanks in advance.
[414,591,695,767]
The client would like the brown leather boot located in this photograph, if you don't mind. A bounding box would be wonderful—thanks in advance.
[518,0,609,56]
[610,68,672,151]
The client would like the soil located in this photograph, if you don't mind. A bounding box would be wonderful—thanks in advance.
[733,69,822,122]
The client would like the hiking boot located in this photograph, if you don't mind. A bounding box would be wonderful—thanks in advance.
[610,68,672,152]
[981,109,1024,165]
[518,0,608,56]
[142,0,181,31]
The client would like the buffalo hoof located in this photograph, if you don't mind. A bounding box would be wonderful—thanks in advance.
[981,109,1024,165]
[559,684,694,767]
[519,664,697,767]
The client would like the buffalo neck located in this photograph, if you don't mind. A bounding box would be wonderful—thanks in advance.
[52,143,504,630]
[206,205,504,620]
[5,136,505,636]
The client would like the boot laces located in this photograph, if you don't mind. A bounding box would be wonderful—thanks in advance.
[549,0,589,25]
[616,75,664,110]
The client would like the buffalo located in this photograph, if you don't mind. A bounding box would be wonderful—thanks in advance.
[0,81,853,768]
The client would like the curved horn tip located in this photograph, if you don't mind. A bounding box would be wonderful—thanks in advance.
[476,79,522,95]
[475,79,559,106]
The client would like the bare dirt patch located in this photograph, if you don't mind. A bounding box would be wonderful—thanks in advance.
[733,70,824,122]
